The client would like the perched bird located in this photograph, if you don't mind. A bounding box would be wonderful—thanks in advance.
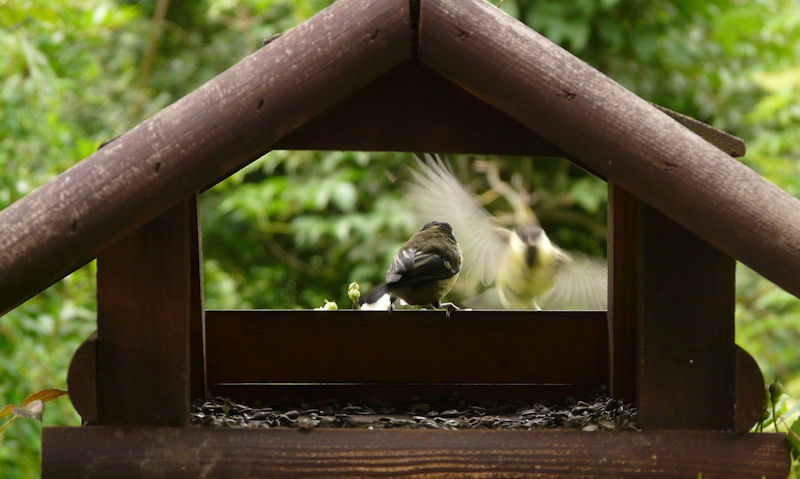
[360,221,462,311]
[406,154,606,310]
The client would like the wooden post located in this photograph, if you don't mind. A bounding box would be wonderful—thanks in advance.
[636,204,736,430]
[607,183,637,400]
[95,196,200,426]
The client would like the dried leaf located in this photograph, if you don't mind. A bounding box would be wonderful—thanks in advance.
[0,404,14,418]
[23,388,68,406]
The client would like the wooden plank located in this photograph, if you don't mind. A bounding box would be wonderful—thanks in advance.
[636,204,736,430]
[209,384,597,403]
[607,183,637,401]
[42,427,790,478]
[95,200,194,426]
[205,310,607,386]
[188,194,207,400]
[0,0,412,316]
[274,59,566,155]
[419,0,800,301]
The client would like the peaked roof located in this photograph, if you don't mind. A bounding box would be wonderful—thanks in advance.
[0,0,798,315]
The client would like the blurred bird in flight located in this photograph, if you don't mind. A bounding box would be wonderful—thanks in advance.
[406,154,606,310]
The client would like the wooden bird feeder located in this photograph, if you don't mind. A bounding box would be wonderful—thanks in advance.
[0,0,794,476]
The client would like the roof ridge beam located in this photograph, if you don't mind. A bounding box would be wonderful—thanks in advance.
[0,0,412,316]
[419,0,800,299]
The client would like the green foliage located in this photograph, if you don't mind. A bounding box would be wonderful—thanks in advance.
[201,150,415,308]
[737,264,800,397]
[348,281,361,308]
[0,1,799,477]
[790,417,800,469]
[756,381,800,477]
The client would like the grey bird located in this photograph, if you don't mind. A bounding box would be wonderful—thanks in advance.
[360,221,462,311]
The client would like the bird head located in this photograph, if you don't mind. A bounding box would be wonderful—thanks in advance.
[421,221,453,232]
[421,221,456,243]
[511,223,557,267]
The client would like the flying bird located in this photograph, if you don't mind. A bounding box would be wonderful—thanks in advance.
[360,221,462,311]
[406,154,606,310]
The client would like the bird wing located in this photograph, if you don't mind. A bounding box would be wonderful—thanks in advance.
[387,247,454,285]
[406,154,508,286]
[538,252,608,310]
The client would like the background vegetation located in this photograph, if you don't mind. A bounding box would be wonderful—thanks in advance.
[1,0,798,476]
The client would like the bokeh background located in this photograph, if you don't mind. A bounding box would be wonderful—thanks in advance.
[1,0,799,476]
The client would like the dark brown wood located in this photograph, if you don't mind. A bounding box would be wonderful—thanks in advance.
[210,383,597,403]
[188,194,207,400]
[205,310,607,386]
[42,427,790,478]
[275,59,565,156]
[636,204,736,430]
[607,183,637,401]
[736,345,766,433]
[96,199,195,426]
[419,0,800,300]
[0,0,412,316]
[652,104,745,157]
[66,331,98,424]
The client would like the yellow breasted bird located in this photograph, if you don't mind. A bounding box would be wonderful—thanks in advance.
[406,154,606,310]
[360,221,462,311]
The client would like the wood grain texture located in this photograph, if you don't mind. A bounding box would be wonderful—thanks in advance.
[419,0,800,300]
[0,0,412,316]
[205,310,607,385]
[66,331,98,424]
[636,204,736,430]
[209,383,598,403]
[275,59,566,155]
[96,200,194,426]
[607,183,637,401]
[42,427,789,478]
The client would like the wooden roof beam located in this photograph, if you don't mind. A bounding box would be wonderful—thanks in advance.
[0,0,412,316]
[419,0,800,299]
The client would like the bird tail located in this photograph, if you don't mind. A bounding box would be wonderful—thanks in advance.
[359,283,391,310]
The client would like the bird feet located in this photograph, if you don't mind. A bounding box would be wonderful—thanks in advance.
[440,302,459,318]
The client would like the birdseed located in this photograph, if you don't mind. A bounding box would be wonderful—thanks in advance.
[191,388,638,431]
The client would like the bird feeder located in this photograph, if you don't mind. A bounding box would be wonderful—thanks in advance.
[0,0,793,476]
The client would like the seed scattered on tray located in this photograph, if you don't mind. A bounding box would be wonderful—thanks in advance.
[191,389,638,431]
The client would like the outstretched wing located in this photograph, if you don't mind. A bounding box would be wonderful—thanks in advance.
[406,154,508,286]
[538,252,607,310]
